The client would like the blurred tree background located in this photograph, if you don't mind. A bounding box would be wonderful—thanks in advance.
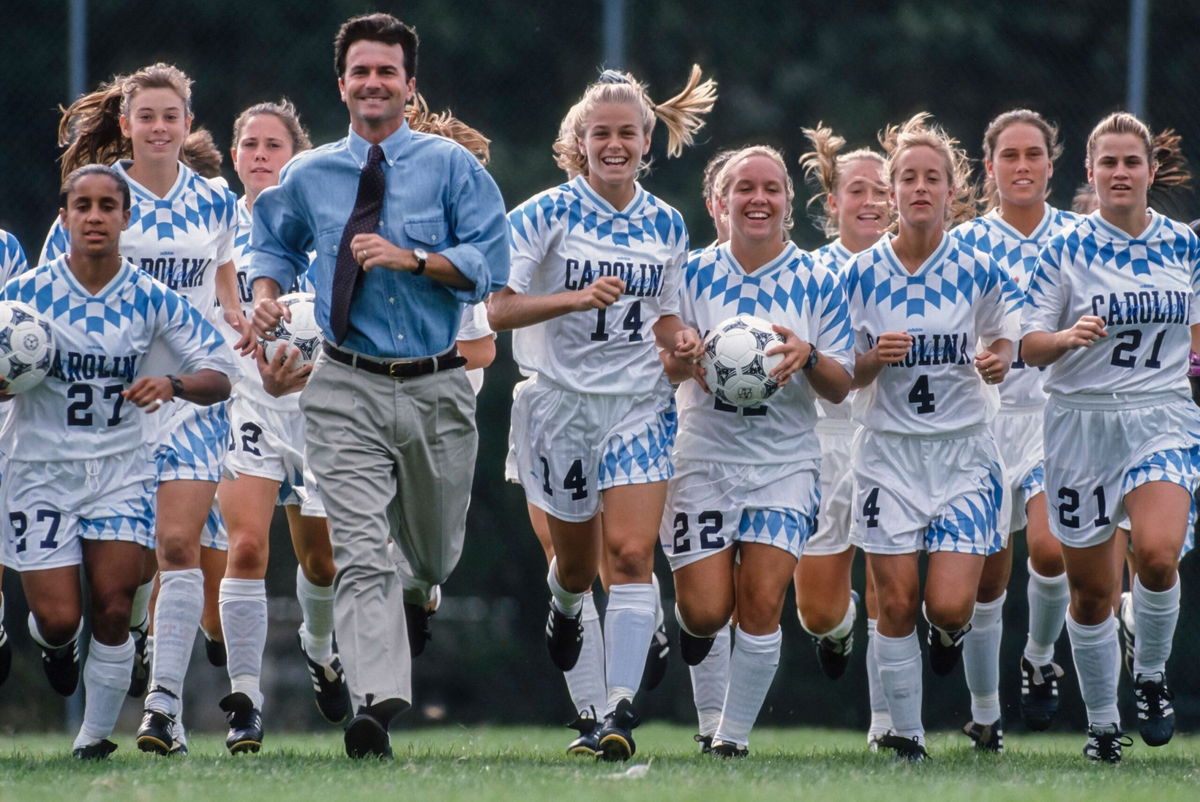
[2,0,1199,737]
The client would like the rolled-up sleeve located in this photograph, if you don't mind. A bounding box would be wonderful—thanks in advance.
[439,153,510,304]
[248,177,313,294]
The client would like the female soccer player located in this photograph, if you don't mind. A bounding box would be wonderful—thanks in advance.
[0,228,28,688]
[1,165,234,758]
[45,63,246,755]
[664,145,854,756]
[794,124,891,747]
[844,113,1020,761]
[489,66,715,760]
[1021,112,1199,763]
[950,110,1081,748]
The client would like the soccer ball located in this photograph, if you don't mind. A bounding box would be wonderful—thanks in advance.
[701,314,784,407]
[0,300,54,394]
[261,292,323,367]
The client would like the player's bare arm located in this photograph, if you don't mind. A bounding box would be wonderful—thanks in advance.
[851,330,913,388]
[653,314,703,384]
[350,232,473,289]
[124,368,232,409]
[1021,315,1107,366]
[487,275,625,331]
[974,337,1014,384]
[770,324,852,401]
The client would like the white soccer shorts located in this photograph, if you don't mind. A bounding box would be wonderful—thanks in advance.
[224,393,326,517]
[992,407,1046,539]
[155,400,230,484]
[806,418,858,556]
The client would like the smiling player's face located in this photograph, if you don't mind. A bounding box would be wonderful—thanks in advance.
[120,87,191,166]
[579,102,649,202]
[339,40,415,138]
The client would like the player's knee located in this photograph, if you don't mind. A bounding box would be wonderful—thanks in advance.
[227,534,269,576]
[1027,545,1065,578]
[677,603,730,637]
[301,551,336,586]
[1068,589,1112,625]
[925,598,972,633]
[1134,553,1178,592]
[876,591,918,629]
[604,545,654,583]
[30,606,81,646]
[156,531,200,569]
[89,593,133,643]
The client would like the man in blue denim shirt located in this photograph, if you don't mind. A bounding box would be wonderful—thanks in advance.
[248,12,508,759]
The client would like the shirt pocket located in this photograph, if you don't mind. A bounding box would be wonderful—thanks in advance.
[404,217,448,248]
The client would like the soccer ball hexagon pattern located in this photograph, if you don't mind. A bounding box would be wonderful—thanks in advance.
[262,292,323,368]
[0,300,54,394]
[701,314,784,408]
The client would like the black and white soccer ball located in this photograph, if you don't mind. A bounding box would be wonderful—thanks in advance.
[701,314,784,407]
[262,292,323,368]
[0,300,54,394]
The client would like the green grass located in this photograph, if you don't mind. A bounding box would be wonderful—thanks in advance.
[1,726,1198,802]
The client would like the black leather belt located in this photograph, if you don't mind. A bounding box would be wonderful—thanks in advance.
[322,341,467,379]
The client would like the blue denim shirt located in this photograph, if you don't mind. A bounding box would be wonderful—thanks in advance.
[249,122,509,359]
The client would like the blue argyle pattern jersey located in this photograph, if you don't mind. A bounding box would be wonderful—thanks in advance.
[1023,209,1200,399]
[41,160,236,328]
[507,176,688,394]
[674,241,855,465]
[812,240,853,275]
[1,257,237,461]
[952,204,1081,409]
[0,229,28,285]
[843,234,1023,435]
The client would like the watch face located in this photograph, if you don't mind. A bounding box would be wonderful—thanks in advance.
[414,248,429,261]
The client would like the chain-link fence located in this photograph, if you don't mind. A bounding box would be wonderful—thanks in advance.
[2,0,1199,735]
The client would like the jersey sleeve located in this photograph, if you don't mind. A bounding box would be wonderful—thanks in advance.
[1188,232,1200,326]
[214,186,237,266]
[0,231,29,285]
[815,269,855,378]
[1021,241,1067,337]
[40,218,69,265]
[505,197,550,294]
[976,256,1022,343]
[152,284,241,379]
[657,240,687,319]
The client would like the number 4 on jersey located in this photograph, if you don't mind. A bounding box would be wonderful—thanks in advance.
[591,301,644,343]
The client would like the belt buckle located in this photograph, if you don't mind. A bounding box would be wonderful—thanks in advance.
[387,360,405,379]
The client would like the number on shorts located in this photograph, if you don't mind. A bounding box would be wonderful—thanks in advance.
[9,509,61,553]
[66,383,126,427]
[1057,485,1110,528]
[239,422,264,456]
[672,510,725,554]
[713,396,768,416]
[862,487,881,528]
[539,456,554,495]
[538,456,588,501]
[9,512,27,554]
[907,375,935,414]
[590,302,644,343]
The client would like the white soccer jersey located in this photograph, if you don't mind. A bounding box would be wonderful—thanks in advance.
[844,234,1023,435]
[952,204,1082,409]
[0,229,28,285]
[674,242,855,465]
[41,160,236,330]
[812,240,856,422]
[0,257,238,461]
[1023,210,1200,400]
[507,176,687,394]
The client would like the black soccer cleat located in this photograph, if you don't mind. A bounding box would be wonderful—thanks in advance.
[1134,672,1175,747]
[136,708,177,756]
[1117,592,1135,679]
[40,638,80,696]
[694,733,714,754]
[73,739,118,760]
[128,626,151,697]
[679,629,716,667]
[876,733,929,762]
[205,633,228,667]
[963,719,1004,753]
[643,624,670,691]
[297,634,350,724]
[565,707,601,756]
[545,601,584,672]
[404,601,434,658]
[596,698,640,762]
[814,629,854,680]
[1083,724,1131,763]
[926,623,970,676]
[0,622,12,687]
[1019,657,1064,731]
[220,692,264,755]
[710,740,749,758]
[344,711,393,759]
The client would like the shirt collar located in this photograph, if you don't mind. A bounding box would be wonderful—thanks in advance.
[346,121,413,168]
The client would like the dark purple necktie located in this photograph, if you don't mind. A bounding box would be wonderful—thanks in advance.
[330,144,385,345]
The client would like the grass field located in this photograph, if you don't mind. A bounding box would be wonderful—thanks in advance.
[1,725,1198,802]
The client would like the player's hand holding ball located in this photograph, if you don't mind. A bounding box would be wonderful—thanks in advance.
[873,331,914,364]
[257,343,312,398]
[766,324,809,387]
[573,275,625,311]
[1057,314,1107,350]
[251,296,290,340]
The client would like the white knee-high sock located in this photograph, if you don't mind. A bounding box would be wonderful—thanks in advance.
[964,592,1005,724]
[146,568,203,716]
[1024,560,1068,666]
[74,636,135,748]
[690,624,731,738]
[219,577,267,709]
[714,627,781,748]
[651,573,664,629]
[875,630,923,743]
[1066,612,1120,728]
[563,591,606,715]
[603,583,656,713]
[547,558,584,617]
[129,578,155,631]
[296,566,335,663]
[1132,574,1180,678]
[864,619,893,737]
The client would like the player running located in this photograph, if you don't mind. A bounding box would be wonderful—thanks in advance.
[844,113,1021,761]
[1021,112,1199,763]
[949,109,1082,748]
[1,165,234,758]
[45,63,247,755]
[489,67,714,760]
[663,145,853,757]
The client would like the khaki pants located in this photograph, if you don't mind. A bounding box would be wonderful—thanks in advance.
[301,350,477,711]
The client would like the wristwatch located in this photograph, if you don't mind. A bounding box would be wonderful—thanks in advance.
[801,344,819,371]
[166,374,186,399]
[412,248,428,276]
